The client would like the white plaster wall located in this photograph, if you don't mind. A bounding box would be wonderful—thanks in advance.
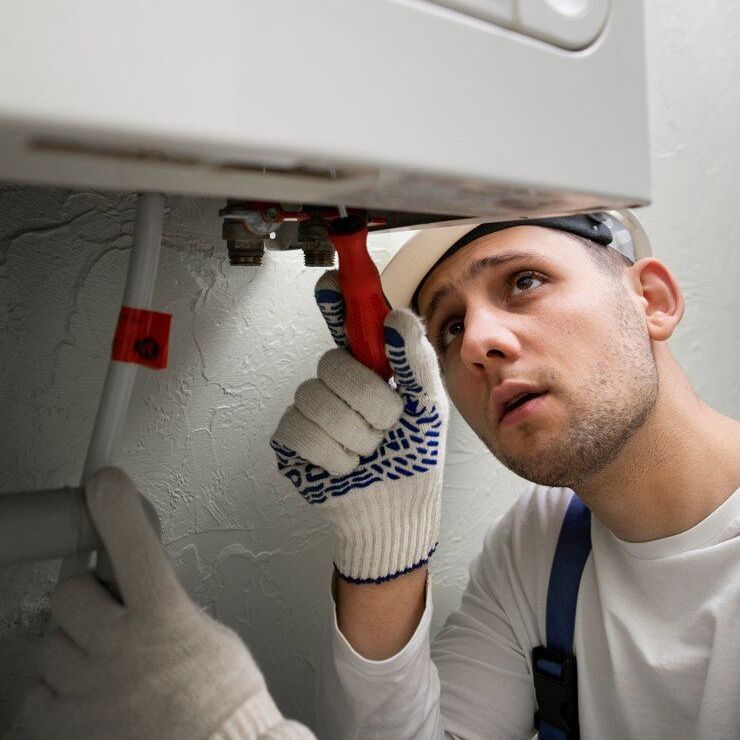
[1,2,738,734]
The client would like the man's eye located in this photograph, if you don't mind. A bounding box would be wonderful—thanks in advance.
[510,271,544,296]
[438,318,464,351]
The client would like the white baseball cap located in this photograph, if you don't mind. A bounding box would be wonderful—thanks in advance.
[380,209,651,311]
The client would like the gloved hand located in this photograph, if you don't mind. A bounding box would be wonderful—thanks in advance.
[17,467,315,740]
[271,270,449,583]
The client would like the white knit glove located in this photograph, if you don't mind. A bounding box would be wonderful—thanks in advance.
[271,270,449,583]
[16,467,315,740]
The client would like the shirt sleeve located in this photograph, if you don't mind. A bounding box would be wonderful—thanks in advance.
[315,485,564,740]
[315,576,447,740]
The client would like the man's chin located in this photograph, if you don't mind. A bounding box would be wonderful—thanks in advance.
[486,435,574,487]
[496,453,574,487]
[487,421,557,457]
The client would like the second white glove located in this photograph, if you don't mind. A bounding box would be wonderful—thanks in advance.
[16,468,315,740]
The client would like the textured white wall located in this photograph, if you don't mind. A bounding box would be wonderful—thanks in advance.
[1,2,739,734]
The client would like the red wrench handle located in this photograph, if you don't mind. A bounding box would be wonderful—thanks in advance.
[328,219,392,380]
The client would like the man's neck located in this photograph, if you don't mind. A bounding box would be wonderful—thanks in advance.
[573,357,740,543]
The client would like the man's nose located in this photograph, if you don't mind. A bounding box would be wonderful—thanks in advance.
[459,304,521,377]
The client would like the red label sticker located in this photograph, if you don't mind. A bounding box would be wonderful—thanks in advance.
[111,306,171,369]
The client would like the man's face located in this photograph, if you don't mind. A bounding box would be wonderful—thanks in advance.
[417,226,659,488]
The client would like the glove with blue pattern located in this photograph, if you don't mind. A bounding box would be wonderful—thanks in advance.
[270,270,449,583]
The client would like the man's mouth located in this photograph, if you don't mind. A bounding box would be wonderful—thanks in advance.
[500,391,548,425]
[490,380,550,426]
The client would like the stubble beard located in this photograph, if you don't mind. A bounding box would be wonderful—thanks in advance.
[481,286,660,488]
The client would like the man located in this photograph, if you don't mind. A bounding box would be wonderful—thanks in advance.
[271,211,740,738]
[19,213,739,739]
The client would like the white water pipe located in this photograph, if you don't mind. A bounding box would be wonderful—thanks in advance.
[57,192,165,587]
[82,192,166,484]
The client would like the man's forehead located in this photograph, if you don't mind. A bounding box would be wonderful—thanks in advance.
[417,225,578,317]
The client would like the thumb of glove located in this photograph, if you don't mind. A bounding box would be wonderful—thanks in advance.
[86,467,184,613]
[314,269,348,349]
[383,308,448,416]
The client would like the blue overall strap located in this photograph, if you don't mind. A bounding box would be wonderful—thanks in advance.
[532,493,592,740]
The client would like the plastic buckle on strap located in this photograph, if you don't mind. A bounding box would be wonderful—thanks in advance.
[532,646,580,739]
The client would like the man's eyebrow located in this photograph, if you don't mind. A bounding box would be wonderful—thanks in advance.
[422,250,551,323]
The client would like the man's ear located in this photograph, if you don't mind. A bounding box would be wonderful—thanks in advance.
[627,258,685,341]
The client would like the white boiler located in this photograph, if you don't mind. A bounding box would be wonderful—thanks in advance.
[0,0,649,221]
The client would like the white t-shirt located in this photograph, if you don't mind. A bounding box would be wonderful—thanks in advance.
[316,484,740,739]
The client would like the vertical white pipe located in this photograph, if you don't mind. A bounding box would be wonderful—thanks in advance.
[81,193,165,484]
[57,192,165,583]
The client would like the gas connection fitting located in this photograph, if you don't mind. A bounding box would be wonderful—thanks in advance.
[219,201,285,266]
[219,200,389,267]
[219,200,456,268]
